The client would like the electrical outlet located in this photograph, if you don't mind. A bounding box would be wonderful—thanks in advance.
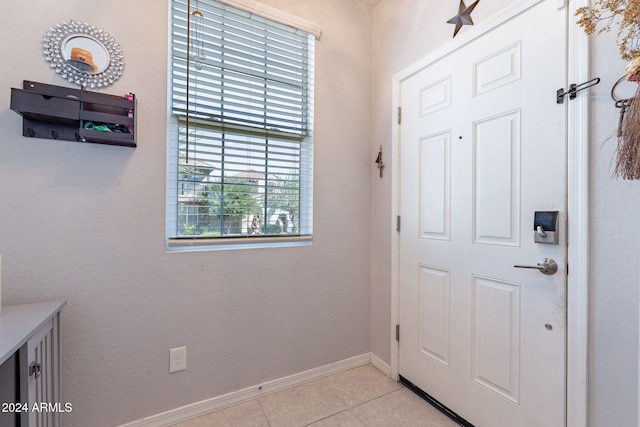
[169,347,187,373]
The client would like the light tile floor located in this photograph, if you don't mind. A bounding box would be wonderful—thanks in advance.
[171,364,460,427]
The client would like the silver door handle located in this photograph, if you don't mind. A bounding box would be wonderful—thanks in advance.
[514,258,558,275]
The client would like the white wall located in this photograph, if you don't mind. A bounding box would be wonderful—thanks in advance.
[589,28,640,427]
[370,0,640,425]
[0,1,373,426]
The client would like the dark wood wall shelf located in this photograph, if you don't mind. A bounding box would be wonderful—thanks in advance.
[10,80,136,148]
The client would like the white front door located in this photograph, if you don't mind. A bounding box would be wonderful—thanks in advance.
[397,2,567,426]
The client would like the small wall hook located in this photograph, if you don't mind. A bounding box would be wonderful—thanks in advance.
[375,145,384,178]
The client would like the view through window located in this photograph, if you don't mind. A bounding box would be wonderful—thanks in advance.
[167,0,315,248]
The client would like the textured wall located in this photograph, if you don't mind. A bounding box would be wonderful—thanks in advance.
[589,29,640,427]
[0,1,373,426]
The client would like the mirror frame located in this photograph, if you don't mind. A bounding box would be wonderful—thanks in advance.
[43,20,125,89]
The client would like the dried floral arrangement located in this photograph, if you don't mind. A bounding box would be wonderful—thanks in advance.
[576,0,640,179]
[575,0,640,61]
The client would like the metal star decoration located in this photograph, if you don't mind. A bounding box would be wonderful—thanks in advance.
[447,0,480,38]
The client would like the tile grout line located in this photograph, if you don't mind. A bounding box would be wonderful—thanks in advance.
[302,408,352,427]
[173,365,409,427]
[348,386,410,427]
[349,383,407,410]
[301,380,407,426]
[256,397,273,427]
[301,379,350,426]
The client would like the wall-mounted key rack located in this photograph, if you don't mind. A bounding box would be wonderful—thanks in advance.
[10,80,136,148]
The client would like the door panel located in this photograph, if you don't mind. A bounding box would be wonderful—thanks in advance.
[398,2,567,426]
[473,111,520,245]
[473,41,521,96]
[420,132,451,240]
[471,275,520,404]
[418,265,451,366]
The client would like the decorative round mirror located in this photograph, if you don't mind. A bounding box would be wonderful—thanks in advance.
[43,20,125,89]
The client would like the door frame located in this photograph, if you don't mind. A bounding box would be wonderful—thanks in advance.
[389,1,590,426]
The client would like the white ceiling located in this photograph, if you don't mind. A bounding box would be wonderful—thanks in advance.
[361,0,382,5]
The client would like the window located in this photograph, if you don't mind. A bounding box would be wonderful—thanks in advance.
[167,0,316,250]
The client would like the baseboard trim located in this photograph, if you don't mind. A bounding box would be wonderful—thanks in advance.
[370,352,391,377]
[119,353,372,427]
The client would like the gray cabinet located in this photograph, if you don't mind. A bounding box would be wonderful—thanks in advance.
[0,301,66,427]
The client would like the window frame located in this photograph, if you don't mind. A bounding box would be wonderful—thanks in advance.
[166,0,319,252]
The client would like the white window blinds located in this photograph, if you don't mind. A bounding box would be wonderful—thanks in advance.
[167,0,315,249]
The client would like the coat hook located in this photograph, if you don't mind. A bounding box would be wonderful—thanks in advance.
[375,145,384,178]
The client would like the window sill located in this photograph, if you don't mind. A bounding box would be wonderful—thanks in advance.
[166,235,313,252]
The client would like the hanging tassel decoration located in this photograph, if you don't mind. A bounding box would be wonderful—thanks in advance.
[614,57,640,179]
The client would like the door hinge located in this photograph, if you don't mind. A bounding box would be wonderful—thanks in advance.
[395,324,400,342]
[396,215,401,232]
[397,106,402,124]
